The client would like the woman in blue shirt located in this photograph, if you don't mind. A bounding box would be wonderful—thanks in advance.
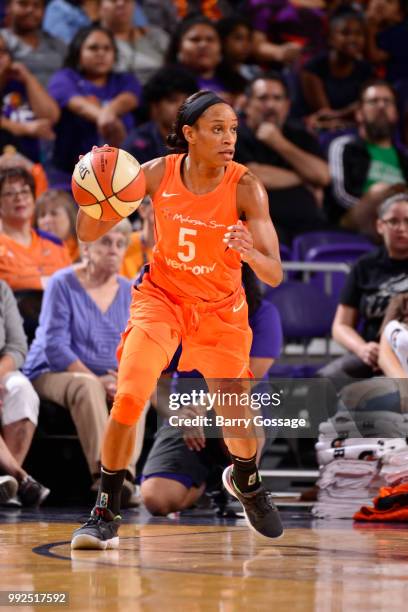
[24,220,140,505]
[47,25,141,186]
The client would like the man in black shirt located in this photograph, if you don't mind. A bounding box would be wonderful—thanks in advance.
[235,72,330,244]
[319,192,408,385]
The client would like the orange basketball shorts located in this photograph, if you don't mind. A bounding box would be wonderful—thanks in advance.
[110,273,253,426]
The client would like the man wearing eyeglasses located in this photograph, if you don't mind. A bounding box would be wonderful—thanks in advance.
[328,79,408,239]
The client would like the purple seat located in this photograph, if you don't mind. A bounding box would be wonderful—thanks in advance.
[305,243,373,263]
[264,282,337,377]
[304,243,374,301]
[264,281,337,341]
[280,244,292,261]
[292,231,373,262]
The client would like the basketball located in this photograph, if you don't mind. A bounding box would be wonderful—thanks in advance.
[71,145,146,221]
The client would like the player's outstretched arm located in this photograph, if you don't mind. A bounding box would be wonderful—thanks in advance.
[226,171,283,287]
[76,210,120,242]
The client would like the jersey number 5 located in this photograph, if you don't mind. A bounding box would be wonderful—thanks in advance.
[178,228,197,262]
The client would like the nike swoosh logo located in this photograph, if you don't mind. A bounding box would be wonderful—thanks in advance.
[233,299,245,313]
[162,192,180,198]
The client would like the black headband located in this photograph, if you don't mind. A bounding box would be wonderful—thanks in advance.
[182,92,226,126]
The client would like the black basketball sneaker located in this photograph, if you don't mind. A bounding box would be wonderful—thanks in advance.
[222,465,284,539]
[71,507,121,550]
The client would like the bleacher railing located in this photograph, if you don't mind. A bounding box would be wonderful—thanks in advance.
[282,261,351,295]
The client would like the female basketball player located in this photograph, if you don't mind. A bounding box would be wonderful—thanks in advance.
[71,90,284,549]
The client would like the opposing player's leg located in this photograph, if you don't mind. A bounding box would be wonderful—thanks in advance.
[142,477,205,516]
[71,322,179,550]
[140,423,210,515]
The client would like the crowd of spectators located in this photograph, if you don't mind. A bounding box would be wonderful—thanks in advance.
[3,0,408,244]
[0,0,408,509]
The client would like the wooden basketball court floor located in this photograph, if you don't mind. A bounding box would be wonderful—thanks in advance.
[1,505,408,612]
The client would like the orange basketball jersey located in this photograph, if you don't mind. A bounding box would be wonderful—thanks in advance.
[149,154,248,302]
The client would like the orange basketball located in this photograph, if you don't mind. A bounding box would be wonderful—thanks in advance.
[71,146,146,221]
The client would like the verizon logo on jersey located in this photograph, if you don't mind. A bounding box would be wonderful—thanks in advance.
[165,256,217,275]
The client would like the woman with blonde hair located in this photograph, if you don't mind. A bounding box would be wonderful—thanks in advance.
[35,190,79,262]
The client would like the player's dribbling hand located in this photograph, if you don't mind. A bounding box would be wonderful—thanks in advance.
[78,144,110,161]
[223,220,255,262]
